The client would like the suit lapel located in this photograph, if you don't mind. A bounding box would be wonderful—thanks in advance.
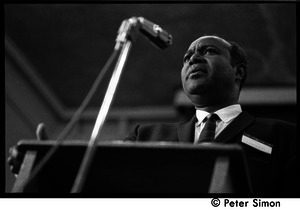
[177,115,197,143]
[215,111,255,143]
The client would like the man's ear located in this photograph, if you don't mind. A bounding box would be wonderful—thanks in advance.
[235,64,246,81]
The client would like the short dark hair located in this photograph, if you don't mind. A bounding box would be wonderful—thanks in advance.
[228,41,248,91]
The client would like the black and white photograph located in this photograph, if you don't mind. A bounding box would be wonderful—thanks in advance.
[4,2,298,204]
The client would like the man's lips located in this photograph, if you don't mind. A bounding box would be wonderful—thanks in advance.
[187,66,207,78]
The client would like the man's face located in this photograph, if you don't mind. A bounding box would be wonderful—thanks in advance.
[181,36,237,98]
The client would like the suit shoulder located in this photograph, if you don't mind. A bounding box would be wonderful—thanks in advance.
[245,117,296,146]
[124,122,180,142]
[138,122,179,131]
[254,118,296,129]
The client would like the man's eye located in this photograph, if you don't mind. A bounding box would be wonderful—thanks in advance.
[183,55,190,63]
[204,48,217,55]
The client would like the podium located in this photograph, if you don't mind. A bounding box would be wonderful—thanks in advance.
[12,140,252,194]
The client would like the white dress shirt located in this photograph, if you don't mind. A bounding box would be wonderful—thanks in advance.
[194,104,242,142]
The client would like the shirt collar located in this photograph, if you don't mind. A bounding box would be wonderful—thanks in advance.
[196,104,242,126]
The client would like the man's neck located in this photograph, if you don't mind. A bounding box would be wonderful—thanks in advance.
[188,92,239,113]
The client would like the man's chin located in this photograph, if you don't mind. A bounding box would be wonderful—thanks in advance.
[184,83,206,95]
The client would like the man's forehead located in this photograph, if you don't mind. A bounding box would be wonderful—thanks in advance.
[189,36,232,50]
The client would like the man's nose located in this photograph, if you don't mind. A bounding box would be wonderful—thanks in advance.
[189,53,205,65]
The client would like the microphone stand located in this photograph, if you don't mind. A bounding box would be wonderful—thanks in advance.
[71,18,139,193]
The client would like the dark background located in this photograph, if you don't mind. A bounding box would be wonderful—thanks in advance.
[5,4,296,108]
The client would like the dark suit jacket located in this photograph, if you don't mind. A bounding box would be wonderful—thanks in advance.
[124,111,298,195]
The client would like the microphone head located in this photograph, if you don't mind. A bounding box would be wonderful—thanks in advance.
[138,17,172,49]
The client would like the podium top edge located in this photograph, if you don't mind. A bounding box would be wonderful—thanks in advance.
[17,139,243,152]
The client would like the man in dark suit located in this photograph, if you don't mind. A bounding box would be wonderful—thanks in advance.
[8,35,297,195]
[124,35,298,194]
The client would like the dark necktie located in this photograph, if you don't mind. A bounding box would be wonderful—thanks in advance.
[196,113,219,144]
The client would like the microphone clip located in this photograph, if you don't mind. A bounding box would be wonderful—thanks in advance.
[115,17,140,50]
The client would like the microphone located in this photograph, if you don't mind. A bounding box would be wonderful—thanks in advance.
[137,17,172,49]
